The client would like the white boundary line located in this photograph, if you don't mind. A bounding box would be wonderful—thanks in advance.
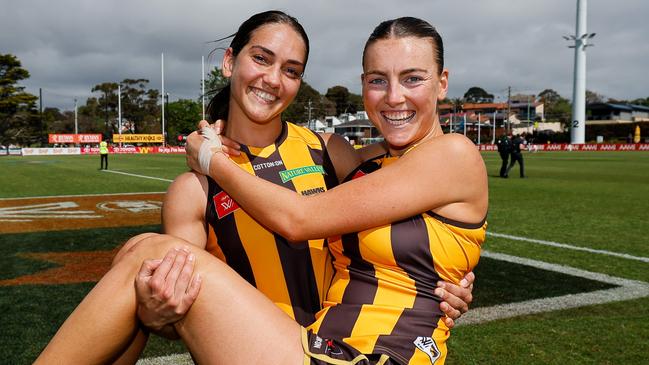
[137,353,194,365]
[487,231,649,263]
[0,191,166,201]
[101,169,174,182]
[137,250,649,364]
[458,250,649,326]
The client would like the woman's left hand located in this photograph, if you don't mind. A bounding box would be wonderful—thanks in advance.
[435,271,475,328]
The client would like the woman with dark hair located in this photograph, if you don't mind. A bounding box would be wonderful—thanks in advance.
[131,9,469,346]
[35,15,482,365]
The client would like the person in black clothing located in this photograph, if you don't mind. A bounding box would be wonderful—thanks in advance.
[495,134,512,178]
[506,134,526,178]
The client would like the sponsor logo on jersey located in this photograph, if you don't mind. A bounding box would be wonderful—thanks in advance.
[279,165,325,183]
[414,336,441,364]
[300,187,325,196]
[352,170,367,180]
[324,339,343,356]
[252,160,284,171]
[213,191,240,219]
[312,335,323,349]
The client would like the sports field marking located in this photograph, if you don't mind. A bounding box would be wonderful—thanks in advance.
[458,250,649,326]
[0,191,166,201]
[137,249,649,365]
[0,201,101,221]
[487,231,649,263]
[102,169,175,182]
[137,353,193,365]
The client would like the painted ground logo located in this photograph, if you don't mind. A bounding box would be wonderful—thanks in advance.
[0,192,165,287]
[0,193,164,234]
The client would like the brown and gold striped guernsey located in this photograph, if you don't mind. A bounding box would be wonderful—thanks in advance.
[307,153,486,364]
[205,122,338,326]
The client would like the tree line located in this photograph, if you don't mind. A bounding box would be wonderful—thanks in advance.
[2,53,648,148]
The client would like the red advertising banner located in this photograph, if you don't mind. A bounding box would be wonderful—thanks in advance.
[49,134,103,144]
[80,146,185,154]
[478,143,649,151]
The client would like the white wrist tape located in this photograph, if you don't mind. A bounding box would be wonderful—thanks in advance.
[198,126,223,175]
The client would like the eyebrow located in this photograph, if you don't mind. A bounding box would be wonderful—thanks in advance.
[365,68,429,76]
[249,45,305,66]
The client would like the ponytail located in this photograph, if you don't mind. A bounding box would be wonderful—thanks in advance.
[206,84,231,121]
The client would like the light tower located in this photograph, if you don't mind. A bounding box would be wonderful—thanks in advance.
[564,0,595,144]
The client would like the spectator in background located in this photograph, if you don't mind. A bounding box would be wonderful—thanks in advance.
[507,134,526,178]
[496,133,512,178]
[99,139,109,170]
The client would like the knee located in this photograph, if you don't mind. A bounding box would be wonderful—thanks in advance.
[112,233,172,268]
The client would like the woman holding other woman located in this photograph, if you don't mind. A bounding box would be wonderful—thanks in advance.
[36,13,485,365]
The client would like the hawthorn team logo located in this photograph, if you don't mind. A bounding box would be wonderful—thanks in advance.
[413,336,441,364]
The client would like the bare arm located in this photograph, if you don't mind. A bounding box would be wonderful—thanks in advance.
[189,132,487,242]
[318,132,363,183]
[161,172,209,248]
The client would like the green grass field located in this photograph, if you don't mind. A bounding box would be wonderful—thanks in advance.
[1,151,648,364]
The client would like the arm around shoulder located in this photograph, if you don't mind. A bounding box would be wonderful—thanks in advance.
[319,132,362,183]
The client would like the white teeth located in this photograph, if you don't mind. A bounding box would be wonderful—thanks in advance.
[381,111,415,125]
[250,88,277,103]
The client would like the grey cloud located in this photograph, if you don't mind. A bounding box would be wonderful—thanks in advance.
[2,0,647,110]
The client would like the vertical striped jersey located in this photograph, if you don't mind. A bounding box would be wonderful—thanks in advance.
[205,122,338,326]
[307,154,486,365]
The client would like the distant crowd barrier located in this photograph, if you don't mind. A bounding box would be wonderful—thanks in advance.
[479,143,649,152]
[8,144,649,157]
[15,146,185,156]
[21,147,81,156]
[81,146,186,154]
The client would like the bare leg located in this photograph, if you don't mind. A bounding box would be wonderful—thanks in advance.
[173,243,304,365]
[110,234,157,365]
[35,233,304,365]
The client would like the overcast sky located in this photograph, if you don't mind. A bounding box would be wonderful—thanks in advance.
[2,0,648,111]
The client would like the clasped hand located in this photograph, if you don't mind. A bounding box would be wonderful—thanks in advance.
[135,247,201,337]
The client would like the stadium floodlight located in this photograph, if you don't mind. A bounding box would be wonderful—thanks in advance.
[563,0,596,144]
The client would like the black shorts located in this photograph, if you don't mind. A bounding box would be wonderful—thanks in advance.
[301,328,400,365]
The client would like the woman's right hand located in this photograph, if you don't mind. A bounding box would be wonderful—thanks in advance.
[185,120,241,174]
[197,119,241,157]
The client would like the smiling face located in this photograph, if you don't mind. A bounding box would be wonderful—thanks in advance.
[223,22,306,127]
[362,36,448,155]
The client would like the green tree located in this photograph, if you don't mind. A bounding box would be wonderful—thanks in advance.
[166,99,201,145]
[78,97,106,134]
[43,107,74,135]
[283,81,334,124]
[538,89,571,127]
[204,67,229,96]
[585,90,604,104]
[0,54,38,150]
[119,79,160,134]
[325,85,359,116]
[91,82,118,134]
[463,86,494,103]
[629,97,649,107]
